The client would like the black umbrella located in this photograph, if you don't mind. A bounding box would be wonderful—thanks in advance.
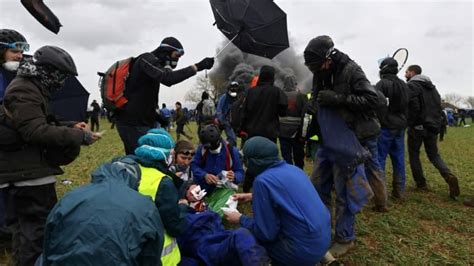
[21,0,62,34]
[210,0,289,59]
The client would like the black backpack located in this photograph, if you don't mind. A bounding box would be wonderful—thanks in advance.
[229,90,247,133]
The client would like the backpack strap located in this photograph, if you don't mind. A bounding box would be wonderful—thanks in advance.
[200,142,233,171]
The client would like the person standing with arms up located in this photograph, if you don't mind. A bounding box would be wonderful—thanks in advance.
[116,37,214,154]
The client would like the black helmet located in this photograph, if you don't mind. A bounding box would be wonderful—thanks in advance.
[0,29,29,51]
[199,124,221,150]
[33,45,77,76]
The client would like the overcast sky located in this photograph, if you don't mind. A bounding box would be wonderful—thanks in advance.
[2,0,473,107]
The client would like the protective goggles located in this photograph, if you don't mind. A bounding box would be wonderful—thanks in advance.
[179,150,195,156]
[159,43,184,56]
[0,41,30,52]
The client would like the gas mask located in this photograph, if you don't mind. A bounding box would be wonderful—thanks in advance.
[209,143,222,154]
[164,57,178,69]
[2,61,20,72]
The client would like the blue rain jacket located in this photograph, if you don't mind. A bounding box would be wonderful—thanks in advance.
[178,211,268,266]
[240,162,331,265]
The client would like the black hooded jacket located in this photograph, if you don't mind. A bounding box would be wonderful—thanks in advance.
[375,71,409,130]
[407,74,442,131]
[117,51,197,127]
[312,51,383,140]
[242,66,288,140]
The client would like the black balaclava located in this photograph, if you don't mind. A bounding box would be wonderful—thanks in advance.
[17,58,69,92]
[379,57,398,78]
[152,37,184,69]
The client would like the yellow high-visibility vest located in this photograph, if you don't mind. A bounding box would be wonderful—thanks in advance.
[138,166,181,266]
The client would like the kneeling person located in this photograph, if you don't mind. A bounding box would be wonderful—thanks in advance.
[224,136,331,265]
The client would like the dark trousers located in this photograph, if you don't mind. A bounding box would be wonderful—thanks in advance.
[279,137,305,169]
[407,128,452,187]
[116,122,151,155]
[0,190,6,228]
[90,116,100,132]
[5,184,57,266]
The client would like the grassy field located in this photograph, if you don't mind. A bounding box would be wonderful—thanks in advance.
[1,120,473,265]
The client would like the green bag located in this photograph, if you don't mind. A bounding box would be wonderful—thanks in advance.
[205,188,235,217]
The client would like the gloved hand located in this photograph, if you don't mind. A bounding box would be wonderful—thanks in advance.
[191,185,207,201]
[317,90,346,106]
[195,57,214,71]
[82,130,95,145]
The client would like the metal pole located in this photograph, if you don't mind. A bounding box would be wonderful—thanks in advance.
[215,33,239,58]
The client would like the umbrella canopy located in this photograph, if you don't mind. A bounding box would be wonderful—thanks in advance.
[21,0,62,34]
[210,0,289,59]
[51,77,90,122]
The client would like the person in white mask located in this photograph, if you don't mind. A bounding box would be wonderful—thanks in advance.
[216,81,240,146]
[0,29,29,104]
[0,28,29,243]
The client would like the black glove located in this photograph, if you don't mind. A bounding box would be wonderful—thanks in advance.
[317,90,346,106]
[195,57,214,71]
[82,131,94,145]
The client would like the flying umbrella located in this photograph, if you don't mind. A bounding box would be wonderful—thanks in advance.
[21,0,62,34]
[210,0,289,59]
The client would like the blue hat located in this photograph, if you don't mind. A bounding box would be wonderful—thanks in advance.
[135,129,175,162]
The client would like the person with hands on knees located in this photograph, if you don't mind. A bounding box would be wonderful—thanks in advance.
[0,45,100,266]
[191,124,244,194]
[116,36,214,154]
[224,136,331,266]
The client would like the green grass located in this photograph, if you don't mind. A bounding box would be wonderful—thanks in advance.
[1,120,473,264]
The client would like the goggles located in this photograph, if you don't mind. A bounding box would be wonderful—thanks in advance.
[159,43,184,56]
[0,41,30,52]
[179,150,195,156]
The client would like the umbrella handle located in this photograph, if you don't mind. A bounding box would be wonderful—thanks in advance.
[215,33,240,57]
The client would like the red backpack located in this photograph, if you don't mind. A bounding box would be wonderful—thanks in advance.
[98,57,134,111]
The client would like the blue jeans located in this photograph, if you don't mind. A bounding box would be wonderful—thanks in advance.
[378,128,406,194]
[361,137,387,208]
[279,137,305,169]
[116,122,150,155]
[223,122,237,147]
[313,149,358,242]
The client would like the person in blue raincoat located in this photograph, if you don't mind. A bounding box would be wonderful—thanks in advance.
[216,81,239,146]
[41,157,164,265]
[224,136,331,266]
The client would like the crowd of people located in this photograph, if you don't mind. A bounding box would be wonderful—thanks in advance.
[0,28,471,266]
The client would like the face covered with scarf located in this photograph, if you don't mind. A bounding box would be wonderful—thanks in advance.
[17,58,70,92]
[242,136,281,179]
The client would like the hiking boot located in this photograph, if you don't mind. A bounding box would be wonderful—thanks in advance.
[329,241,355,257]
[444,174,460,199]
[392,189,403,200]
[463,197,474,207]
[414,184,431,192]
[372,205,389,213]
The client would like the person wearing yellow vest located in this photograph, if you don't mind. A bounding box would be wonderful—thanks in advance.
[131,128,190,265]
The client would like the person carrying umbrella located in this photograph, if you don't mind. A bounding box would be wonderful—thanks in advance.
[115,37,214,154]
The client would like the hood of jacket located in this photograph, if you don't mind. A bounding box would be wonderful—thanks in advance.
[90,156,140,190]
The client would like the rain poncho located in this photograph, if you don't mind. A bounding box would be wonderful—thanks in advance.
[42,158,164,266]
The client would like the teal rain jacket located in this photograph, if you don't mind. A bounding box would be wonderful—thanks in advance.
[42,158,164,266]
